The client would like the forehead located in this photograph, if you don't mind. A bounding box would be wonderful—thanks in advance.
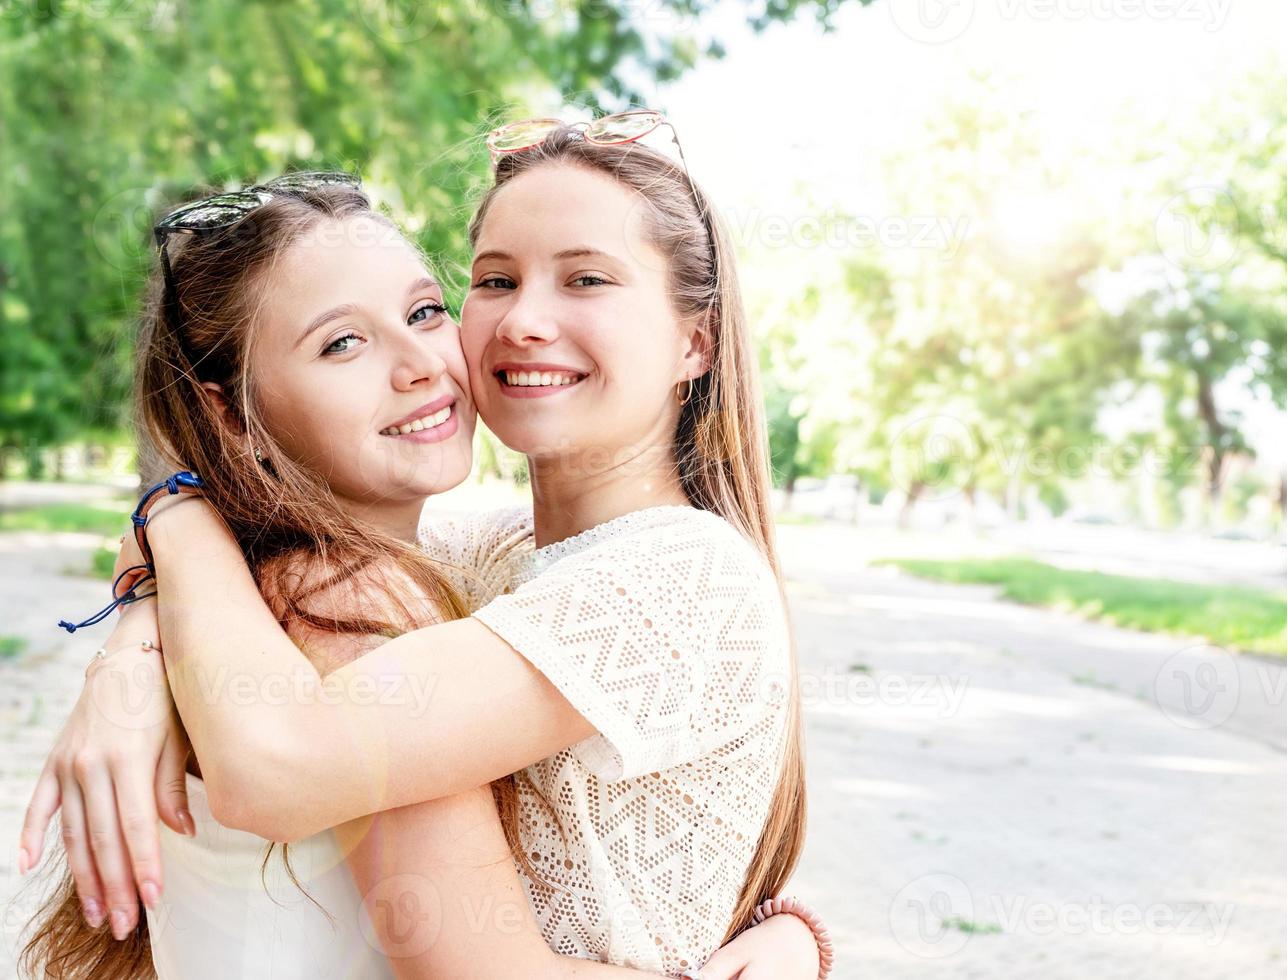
[258,216,429,325]
[477,163,651,255]
[278,216,425,292]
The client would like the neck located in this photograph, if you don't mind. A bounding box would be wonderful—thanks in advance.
[335,495,427,543]
[527,439,690,549]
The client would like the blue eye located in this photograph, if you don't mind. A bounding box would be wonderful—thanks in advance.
[473,275,516,290]
[410,302,448,324]
[323,333,361,356]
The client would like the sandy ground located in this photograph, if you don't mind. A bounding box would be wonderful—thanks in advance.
[0,506,1284,978]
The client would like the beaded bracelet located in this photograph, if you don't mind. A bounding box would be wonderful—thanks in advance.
[679,896,835,980]
[752,896,834,980]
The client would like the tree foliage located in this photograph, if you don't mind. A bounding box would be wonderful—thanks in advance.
[0,0,867,473]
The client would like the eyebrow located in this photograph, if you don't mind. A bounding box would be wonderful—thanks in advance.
[295,276,441,349]
[470,247,616,266]
[296,304,359,349]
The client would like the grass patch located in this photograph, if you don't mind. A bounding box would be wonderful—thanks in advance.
[878,557,1287,657]
[943,916,1002,935]
[0,501,132,536]
[90,546,120,580]
[0,635,27,659]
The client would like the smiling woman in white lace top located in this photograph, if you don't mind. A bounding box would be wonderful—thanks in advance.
[22,121,818,979]
[420,504,792,971]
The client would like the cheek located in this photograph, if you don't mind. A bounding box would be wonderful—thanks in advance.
[459,315,489,372]
[259,370,370,463]
[430,327,473,394]
[589,310,674,383]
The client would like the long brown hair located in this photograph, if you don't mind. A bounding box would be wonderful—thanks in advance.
[468,129,807,942]
[18,184,511,977]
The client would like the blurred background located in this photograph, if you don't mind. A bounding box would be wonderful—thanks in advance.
[1,1,1285,978]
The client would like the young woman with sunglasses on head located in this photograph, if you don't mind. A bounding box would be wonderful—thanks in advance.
[20,115,832,979]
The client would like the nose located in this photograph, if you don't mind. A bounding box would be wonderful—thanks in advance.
[494,286,560,347]
[389,322,450,392]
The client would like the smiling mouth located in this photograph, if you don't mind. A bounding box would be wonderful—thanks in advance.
[379,404,454,436]
[496,369,587,389]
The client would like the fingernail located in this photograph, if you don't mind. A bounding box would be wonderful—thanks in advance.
[110,908,131,940]
[177,810,196,837]
[83,898,105,929]
[140,880,160,910]
[16,847,29,876]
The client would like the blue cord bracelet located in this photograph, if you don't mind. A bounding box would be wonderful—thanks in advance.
[57,470,204,634]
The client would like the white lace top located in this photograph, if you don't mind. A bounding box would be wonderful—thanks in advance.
[419,505,792,976]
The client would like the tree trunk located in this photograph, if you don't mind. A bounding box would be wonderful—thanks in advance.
[1195,373,1226,517]
[1278,474,1287,541]
[898,481,924,529]
[781,471,797,513]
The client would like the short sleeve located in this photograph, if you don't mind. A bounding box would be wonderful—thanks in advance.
[417,506,533,613]
[472,512,789,780]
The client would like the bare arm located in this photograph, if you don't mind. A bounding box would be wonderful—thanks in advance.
[23,500,821,977]
[338,789,667,979]
[148,497,593,841]
[260,538,823,980]
[19,595,193,940]
[339,788,820,980]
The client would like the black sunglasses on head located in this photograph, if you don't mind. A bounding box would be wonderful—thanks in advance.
[153,171,362,338]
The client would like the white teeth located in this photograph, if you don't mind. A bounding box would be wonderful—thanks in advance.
[503,370,581,387]
[381,405,452,436]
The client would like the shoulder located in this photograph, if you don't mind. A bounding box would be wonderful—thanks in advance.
[553,506,777,588]
[515,507,786,640]
[260,550,445,675]
[417,506,533,565]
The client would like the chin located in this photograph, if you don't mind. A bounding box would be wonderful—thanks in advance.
[354,447,472,500]
[485,421,571,459]
[418,451,473,495]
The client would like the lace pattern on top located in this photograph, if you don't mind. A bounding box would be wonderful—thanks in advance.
[418,505,791,975]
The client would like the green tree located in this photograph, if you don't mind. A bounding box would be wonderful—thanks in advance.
[0,0,871,475]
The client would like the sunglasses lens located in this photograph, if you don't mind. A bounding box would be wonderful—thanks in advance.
[158,193,263,231]
[489,118,562,154]
[263,171,361,194]
[586,110,663,144]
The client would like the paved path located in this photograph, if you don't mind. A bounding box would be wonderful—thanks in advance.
[1,518,1284,978]
[781,522,1286,980]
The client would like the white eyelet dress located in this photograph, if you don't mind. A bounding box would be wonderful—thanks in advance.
[419,505,793,977]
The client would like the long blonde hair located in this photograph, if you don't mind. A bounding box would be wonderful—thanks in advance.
[468,129,807,941]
